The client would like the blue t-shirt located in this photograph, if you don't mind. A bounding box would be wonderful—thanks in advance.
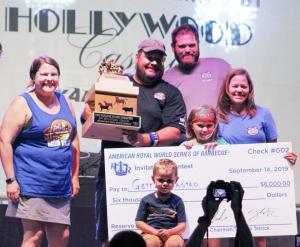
[218,105,278,144]
[13,92,76,198]
[135,192,186,230]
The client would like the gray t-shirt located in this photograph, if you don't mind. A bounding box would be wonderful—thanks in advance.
[164,58,231,115]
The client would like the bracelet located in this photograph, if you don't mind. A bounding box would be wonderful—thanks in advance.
[149,132,159,146]
[197,216,211,226]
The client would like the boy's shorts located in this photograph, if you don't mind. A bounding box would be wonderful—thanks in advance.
[142,233,184,247]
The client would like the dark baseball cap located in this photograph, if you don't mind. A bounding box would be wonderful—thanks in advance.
[137,38,166,55]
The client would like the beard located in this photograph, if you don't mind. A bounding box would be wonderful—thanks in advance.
[135,66,163,86]
[175,51,200,73]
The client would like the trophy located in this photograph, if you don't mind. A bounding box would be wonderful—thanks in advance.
[82,59,141,142]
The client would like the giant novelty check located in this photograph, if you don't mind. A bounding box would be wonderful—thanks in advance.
[104,142,296,239]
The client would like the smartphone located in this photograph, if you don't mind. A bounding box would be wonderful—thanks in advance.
[213,188,227,198]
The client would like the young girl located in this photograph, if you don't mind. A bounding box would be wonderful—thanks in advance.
[181,105,225,247]
[181,105,226,148]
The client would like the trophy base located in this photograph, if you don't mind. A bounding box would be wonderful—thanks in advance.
[82,112,141,142]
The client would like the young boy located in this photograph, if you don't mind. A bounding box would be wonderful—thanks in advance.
[135,159,186,247]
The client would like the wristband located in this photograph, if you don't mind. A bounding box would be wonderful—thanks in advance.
[6,176,16,185]
[197,216,211,226]
[149,132,159,146]
[80,115,86,124]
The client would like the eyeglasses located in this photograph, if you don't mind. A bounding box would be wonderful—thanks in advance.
[157,178,175,184]
[144,53,166,64]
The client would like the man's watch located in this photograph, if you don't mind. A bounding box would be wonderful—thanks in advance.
[6,176,16,185]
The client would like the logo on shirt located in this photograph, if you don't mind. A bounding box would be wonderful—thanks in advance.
[44,119,73,147]
[179,117,186,128]
[201,71,212,83]
[148,207,177,219]
[111,161,131,176]
[247,126,259,136]
[154,92,166,101]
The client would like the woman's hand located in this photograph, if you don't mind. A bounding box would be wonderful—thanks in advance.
[182,142,193,150]
[284,152,297,165]
[7,180,20,202]
[71,176,80,197]
[203,142,218,150]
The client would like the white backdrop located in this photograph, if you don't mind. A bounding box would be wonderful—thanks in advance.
[0,0,300,202]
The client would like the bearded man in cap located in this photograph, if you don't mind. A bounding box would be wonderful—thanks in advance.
[81,38,186,247]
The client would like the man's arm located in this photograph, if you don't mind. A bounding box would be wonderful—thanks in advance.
[65,96,80,197]
[124,126,181,147]
[185,218,210,247]
[186,182,223,247]
[70,133,80,197]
